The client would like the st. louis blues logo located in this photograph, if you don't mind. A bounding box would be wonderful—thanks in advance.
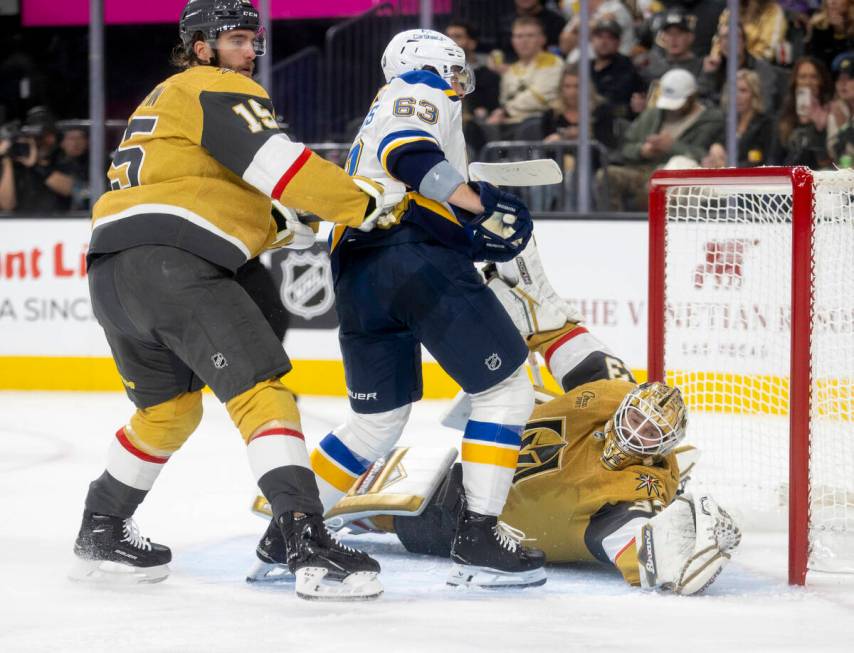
[635,473,662,498]
[280,251,334,320]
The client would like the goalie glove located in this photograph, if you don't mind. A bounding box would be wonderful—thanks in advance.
[270,200,318,250]
[636,493,741,595]
[484,236,583,337]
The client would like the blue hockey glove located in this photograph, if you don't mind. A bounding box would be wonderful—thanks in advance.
[464,182,533,262]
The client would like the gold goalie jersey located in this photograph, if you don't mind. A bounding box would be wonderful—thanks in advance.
[91,66,370,271]
[500,378,680,572]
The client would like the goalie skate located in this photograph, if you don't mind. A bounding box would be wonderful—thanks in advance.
[69,512,170,585]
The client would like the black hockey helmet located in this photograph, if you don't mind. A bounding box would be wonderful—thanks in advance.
[179,0,265,55]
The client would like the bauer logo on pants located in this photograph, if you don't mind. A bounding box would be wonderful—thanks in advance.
[280,250,335,321]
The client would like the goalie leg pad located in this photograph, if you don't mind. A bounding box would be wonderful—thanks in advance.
[485,235,581,338]
[530,324,633,393]
[461,365,533,516]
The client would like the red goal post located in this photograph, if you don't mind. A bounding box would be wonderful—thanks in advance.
[647,166,853,586]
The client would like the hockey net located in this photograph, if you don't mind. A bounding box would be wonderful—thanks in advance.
[648,167,854,584]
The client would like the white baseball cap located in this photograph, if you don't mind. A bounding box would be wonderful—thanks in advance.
[656,68,697,110]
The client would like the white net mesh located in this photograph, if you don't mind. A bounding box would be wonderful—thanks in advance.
[809,172,854,572]
[660,170,854,574]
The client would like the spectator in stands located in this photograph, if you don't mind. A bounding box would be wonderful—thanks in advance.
[804,0,854,68]
[542,63,617,153]
[699,21,784,115]
[498,0,567,59]
[57,126,90,211]
[701,69,774,167]
[559,0,637,62]
[446,20,501,154]
[639,0,726,60]
[0,106,74,213]
[446,20,501,120]
[589,19,647,120]
[541,64,617,210]
[712,0,788,62]
[826,52,854,163]
[596,69,724,211]
[640,10,704,84]
[486,17,564,136]
[772,55,834,167]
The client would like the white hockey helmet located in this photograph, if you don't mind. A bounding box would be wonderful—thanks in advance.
[381,29,475,94]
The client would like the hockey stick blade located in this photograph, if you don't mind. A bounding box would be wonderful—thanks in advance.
[468,159,563,186]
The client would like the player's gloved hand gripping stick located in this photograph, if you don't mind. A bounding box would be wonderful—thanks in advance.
[463,181,534,262]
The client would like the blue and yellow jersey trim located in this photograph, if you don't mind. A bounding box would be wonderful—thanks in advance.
[377,128,441,177]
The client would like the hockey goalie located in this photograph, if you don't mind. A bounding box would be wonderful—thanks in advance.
[249,238,741,594]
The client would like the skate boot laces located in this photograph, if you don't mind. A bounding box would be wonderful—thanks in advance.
[120,518,153,552]
[326,524,360,555]
[493,521,530,553]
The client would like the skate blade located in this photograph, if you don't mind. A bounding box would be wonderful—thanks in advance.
[295,568,383,601]
[245,560,294,584]
[68,556,169,585]
[446,563,547,589]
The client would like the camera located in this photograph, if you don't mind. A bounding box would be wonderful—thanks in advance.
[11,140,33,159]
[1,121,37,160]
[0,120,21,142]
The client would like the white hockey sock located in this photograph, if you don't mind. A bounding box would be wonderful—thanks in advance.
[461,420,522,515]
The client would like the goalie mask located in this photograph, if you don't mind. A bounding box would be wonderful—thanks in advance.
[600,382,687,471]
[381,29,475,95]
[180,0,266,56]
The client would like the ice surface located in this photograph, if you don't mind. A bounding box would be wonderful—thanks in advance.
[1,392,852,652]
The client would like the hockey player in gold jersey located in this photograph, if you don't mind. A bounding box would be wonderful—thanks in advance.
[252,237,742,595]
[71,0,386,600]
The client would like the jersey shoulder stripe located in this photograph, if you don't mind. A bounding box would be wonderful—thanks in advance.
[394,71,460,102]
[399,70,451,91]
[377,128,441,175]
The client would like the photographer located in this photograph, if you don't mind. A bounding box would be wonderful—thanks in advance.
[0,106,74,213]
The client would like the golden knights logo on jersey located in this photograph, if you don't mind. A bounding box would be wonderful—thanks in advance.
[634,473,663,498]
[514,416,567,484]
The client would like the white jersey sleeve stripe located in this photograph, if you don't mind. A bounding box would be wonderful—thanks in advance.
[242,133,307,197]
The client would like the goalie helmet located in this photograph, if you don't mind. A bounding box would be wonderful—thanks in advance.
[179,0,266,56]
[381,29,475,94]
[600,382,687,471]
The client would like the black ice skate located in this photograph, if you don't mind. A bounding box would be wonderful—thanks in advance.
[448,510,547,589]
[245,518,292,583]
[69,511,171,584]
[279,512,382,601]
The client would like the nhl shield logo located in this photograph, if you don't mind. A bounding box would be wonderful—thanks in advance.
[280,251,334,320]
[485,353,502,371]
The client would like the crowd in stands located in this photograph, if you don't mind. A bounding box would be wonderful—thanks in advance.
[2,0,853,214]
[447,0,854,210]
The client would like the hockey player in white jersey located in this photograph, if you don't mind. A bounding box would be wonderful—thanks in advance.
[250,29,547,589]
